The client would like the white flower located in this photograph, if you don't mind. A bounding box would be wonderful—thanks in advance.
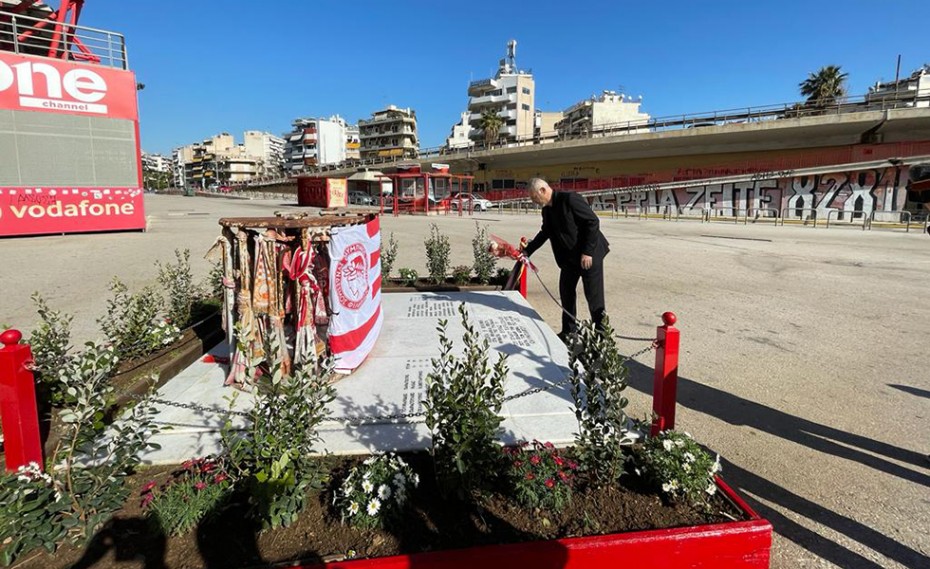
[362,471,372,481]
[684,432,693,439]
[393,472,407,487]
[361,480,374,494]
[348,501,360,515]
[661,482,673,493]
[706,483,717,495]
[378,484,391,500]
[364,457,376,466]
[683,452,695,463]
[674,439,685,448]
[411,473,420,488]
[662,440,673,452]
[711,455,722,474]
[342,483,353,496]
[395,487,406,505]
[683,463,691,472]
[366,499,381,516]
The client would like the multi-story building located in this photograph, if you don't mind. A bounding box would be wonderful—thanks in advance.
[244,130,286,179]
[867,65,930,108]
[466,40,535,144]
[142,152,170,173]
[534,111,563,143]
[172,145,194,188]
[556,91,650,137]
[358,105,419,161]
[446,112,474,150]
[283,116,347,173]
[345,124,361,162]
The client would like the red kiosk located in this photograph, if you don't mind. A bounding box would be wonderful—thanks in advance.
[387,163,474,216]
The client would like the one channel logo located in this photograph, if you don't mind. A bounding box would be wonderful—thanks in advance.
[0,59,109,114]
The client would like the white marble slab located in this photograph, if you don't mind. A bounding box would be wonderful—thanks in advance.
[139,291,579,464]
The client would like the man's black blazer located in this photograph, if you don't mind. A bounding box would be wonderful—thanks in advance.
[523,191,610,270]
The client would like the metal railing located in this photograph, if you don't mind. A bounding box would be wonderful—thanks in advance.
[778,208,820,227]
[0,10,127,69]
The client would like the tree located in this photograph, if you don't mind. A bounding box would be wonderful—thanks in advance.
[799,65,848,107]
[478,109,505,146]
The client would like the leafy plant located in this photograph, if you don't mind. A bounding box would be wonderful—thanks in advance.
[140,457,232,536]
[334,453,419,530]
[222,336,336,529]
[495,266,511,283]
[637,431,722,505]
[97,278,167,361]
[505,441,578,513]
[380,232,399,280]
[452,265,471,285]
[0,463,69,566]
[157,249,196,328]
[206,260,225,301]
[54,343,160,541]
[423,303,507,499]
[568,318,635,487]
[28,293,74,406]
[398,268,418,287]
[424,224,451,284]
[472,223,497,284]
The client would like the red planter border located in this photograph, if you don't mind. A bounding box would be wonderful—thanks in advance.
[295,476,771,569]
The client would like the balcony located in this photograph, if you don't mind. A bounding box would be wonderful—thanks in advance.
[468,78,499,96]
[468,93,511,108]
[0,9,128,69]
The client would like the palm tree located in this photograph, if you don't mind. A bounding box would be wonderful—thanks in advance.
[799,65,848,107]
[478,109,505,146]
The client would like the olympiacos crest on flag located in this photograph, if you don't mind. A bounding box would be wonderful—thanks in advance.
[328,216,383,372]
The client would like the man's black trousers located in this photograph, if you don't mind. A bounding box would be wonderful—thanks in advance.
[558,254,606,335]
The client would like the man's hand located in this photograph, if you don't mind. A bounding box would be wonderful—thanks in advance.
[581,254,593,270]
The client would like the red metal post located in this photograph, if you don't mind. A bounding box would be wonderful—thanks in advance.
[519,264,528,298]
[651,312,680,436]
[423,174,429,215]
[0,330,44,471]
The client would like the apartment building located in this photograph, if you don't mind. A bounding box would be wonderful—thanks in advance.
[283,116,347,173]
[446,111,474,150]
[466,40,535,144]
[556,91,650,137]
[176,133,267,188]
[172,145,194,188]
[535,111,563,143]
[867,65,930,108]
[141,152,170,173]
[359,105,419,161]
[346,124,361,162]
[244,130,286,178]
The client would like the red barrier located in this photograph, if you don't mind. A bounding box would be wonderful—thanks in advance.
[0,330,44,471]
[519,263,528,299]
[651,312,680,436]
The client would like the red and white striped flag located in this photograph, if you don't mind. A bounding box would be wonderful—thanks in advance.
[328,216,383,372]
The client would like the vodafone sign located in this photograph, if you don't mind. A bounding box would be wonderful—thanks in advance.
[0,188,146,237]
[0,52,139,120]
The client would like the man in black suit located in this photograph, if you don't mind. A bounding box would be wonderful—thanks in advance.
[522,178,610,342]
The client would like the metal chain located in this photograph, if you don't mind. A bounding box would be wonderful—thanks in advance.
[123,337,659,428]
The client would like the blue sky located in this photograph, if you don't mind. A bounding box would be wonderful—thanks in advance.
[83,0,930,155]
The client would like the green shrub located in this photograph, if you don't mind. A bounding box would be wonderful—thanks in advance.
[505,441,578,513]
[398,268,418,287]
[452,265,471,285]
[0,463,69,566]
[28,293,73,405]
[381,232,399,279]
[157,249,195,328]
[424,224,451,284]
[637,430,722,505]
[98,278,171,361]
[472,223,497,284]
[424,303,507,499]
[568,318,635,487]
[222,335,336,529]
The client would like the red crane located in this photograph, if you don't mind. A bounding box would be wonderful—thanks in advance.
[0,1,101,64]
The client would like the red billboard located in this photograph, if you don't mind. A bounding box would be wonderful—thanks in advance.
[0,52,144,237]
[0,188,146,237]
[0,51,139,120]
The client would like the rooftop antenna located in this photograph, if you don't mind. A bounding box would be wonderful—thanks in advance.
[507,39,517,72]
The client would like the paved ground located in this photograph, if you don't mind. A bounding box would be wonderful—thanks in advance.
[1,194,929,569]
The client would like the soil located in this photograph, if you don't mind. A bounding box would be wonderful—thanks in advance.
[12,453,747,569]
